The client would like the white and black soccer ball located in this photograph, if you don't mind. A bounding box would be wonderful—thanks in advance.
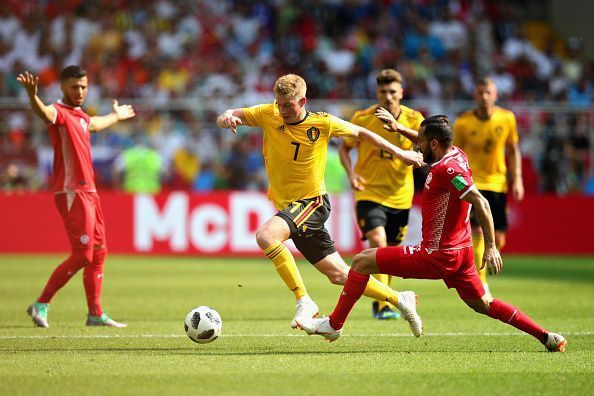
[184,306,222,344]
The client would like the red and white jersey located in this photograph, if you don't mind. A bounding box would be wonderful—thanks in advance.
[421,147,475,252]
[48,101,96,193]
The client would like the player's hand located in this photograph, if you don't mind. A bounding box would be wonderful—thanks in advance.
[16,71,39,98]
[482,245,503,275]
[512,178,524,201]
[112,99,135,120]
[348,172,366,191]
[222,114,243,133]
[399,149,425,168]
[375,107,403,133]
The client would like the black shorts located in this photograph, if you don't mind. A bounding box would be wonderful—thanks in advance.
[276,194,336,264]
[470,190,508,231]
[355,200,410,245]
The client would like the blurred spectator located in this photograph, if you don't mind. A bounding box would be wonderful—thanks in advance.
[1,163,28,193]
[0,0,591,196]
[112,134,165,194]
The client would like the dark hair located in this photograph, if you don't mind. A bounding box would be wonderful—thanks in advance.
[376,69,402,85]
[60,65,87,81]
[420,115,453,147]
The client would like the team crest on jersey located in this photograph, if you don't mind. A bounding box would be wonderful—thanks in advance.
[80,118,88,133]
[424,172,433,189]
[495,126,503,136]
[80,234,89,244]
[307,127,320,142]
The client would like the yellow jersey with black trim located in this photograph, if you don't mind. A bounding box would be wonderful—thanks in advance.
[344,104,423,209]
[453,106,519,193]
[243,103,354,210]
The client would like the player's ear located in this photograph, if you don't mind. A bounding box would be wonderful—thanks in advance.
[299,97,307,107]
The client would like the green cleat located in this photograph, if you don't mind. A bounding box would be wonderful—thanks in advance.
[26,302,49,328]
[86,313,127,328]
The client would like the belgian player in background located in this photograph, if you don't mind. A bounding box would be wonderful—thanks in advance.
[17,66,135,328]
[216,74,425,334]
[453,78,524,298]
[297,115,566,353]
[340,69,424,320]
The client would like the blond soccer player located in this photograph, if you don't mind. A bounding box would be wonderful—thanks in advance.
[453,77,524,297]
[340,69,424,320]
[216,74,425,334]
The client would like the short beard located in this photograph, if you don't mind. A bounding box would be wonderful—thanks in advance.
[422,150,434,164]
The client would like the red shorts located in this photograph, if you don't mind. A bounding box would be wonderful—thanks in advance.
[376,244,485,300]
[54,192,106,250]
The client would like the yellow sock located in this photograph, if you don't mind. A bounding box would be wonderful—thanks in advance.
[264,241,307,299]
[363,276,398,307]
[372,274,391,310]
[472,234,487,284]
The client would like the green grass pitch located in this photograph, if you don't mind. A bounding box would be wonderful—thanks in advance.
[1,254,592,395]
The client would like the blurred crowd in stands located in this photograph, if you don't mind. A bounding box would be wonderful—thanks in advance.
[0,0,592,195]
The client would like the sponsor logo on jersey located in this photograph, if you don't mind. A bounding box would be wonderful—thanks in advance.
[306,127,320,142]
[277,125,285,131]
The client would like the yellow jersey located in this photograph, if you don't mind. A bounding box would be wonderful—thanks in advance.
[344,105,423,209]
[243,103,354,209]
[453,106,519,193]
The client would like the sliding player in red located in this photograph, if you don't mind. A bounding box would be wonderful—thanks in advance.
[17,66,134,328]
[297,114,566,352]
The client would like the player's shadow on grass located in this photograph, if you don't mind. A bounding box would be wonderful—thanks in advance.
[0,325,35,329]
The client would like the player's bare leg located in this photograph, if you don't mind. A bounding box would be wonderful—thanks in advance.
[313,252,403,320]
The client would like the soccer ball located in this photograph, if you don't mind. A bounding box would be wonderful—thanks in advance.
[184,306,222,344]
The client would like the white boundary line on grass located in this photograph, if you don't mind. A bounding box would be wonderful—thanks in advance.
[0,331,592,340]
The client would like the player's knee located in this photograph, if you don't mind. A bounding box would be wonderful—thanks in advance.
[70,248,93,267]
[327,270,347,285]
[255,227,274,250]
[351,249,375,274]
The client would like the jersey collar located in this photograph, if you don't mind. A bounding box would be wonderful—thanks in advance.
[430,147,459,167]
[57,99,82,110]
[286,111,310,126]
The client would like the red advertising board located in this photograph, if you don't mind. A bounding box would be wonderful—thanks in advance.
[0,191,592,255]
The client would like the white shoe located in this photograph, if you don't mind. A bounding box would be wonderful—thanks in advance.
[397,291,423,337]
[290,297,319,329]
[545,332,567,352]
[296,316,341,342]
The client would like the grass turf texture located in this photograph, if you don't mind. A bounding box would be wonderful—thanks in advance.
[0,254,592,396]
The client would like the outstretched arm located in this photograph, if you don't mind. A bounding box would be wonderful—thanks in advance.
[16,71,56,125]
[462,188,503,275]
[216,108,246,133]
[89,99,135,132]
[346,121,424,167]
[375,107,419,144]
